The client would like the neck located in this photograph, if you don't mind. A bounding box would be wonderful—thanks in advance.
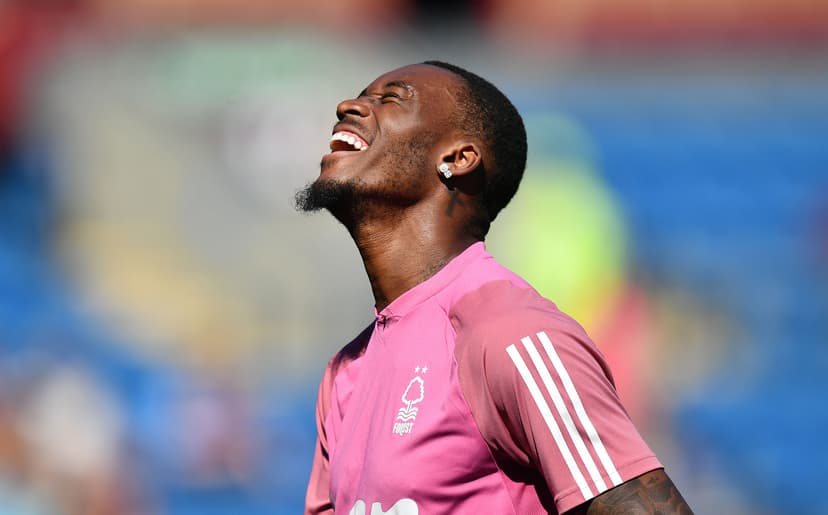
[349,207,479,312]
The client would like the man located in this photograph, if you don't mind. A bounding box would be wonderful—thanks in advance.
[297,61,692,514]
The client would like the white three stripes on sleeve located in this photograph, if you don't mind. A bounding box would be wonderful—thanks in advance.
[505,331,622,502]
[505,345,592,500]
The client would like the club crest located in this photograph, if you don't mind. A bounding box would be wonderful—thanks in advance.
[392,366,427,436]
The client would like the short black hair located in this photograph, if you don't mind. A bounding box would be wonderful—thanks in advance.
[422,60,527,234]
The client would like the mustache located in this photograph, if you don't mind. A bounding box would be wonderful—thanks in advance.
[334,116,370,138]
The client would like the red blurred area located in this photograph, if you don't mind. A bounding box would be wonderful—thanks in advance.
[0,0,86,156]
[481,0,828,44]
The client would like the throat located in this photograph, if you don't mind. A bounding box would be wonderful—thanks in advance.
[354,227,478,312]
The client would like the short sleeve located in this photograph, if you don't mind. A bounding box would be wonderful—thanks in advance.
[305,364,335,515]
[305,323,373,515]
[453,283,662,514]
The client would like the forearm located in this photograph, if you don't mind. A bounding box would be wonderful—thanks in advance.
[583,469,693,515]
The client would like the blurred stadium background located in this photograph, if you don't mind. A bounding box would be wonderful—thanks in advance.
[1,0,826,513]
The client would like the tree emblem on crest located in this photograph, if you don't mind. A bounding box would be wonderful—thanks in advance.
[396,376,425,423]
[401,376,424,409]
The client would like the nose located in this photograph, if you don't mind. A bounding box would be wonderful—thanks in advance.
[336,97,369,121]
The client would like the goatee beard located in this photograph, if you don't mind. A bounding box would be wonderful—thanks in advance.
[295,172,420,233]
[294,178,356,213]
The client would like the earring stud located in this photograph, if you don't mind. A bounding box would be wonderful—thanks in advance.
[438,163,452,179]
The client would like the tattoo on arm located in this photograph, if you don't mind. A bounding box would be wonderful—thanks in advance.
[583,469,693,515]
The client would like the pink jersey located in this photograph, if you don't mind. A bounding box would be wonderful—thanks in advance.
[305,242,661,514]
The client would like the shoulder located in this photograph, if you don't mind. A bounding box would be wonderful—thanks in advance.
[330,322,373,374]
[450,280,614,389]
[318,322,374,396]
[450,280,595,356]
[314,322,374,420]
[322,322,373,387]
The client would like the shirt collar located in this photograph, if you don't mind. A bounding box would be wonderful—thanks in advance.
[375,241,487,320]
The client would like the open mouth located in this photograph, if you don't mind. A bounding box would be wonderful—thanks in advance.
[329,131,369,152]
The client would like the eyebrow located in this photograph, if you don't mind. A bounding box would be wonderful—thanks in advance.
[384,80,413,91]
[357,80,413,98]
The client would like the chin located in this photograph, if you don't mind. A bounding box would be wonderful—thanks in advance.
[320,150,366,178]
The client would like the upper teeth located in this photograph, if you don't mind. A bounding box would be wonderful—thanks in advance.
[331,131,368,151]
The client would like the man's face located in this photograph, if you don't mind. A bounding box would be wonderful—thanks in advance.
[296,64,462,217]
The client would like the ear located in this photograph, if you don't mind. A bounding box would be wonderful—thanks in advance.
[439,142,481,178]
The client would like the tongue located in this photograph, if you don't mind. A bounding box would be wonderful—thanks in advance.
[331,139,358,152]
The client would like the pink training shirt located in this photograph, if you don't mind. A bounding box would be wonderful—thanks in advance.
[306,242,661,514]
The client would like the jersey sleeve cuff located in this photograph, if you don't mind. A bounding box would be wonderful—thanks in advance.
[554,455,664,514]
